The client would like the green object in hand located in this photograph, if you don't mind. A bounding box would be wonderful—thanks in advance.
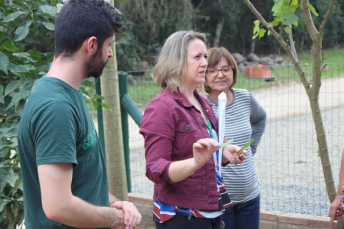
[218,139,233,148]
[238,139,254,152]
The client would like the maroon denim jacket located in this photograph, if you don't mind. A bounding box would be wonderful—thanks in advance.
[139,88,221,210]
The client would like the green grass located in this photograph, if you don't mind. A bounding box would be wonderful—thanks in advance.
[298,48,344,64]
[297,48,344,79]
[128,79,160,109]
[126,49,344,106]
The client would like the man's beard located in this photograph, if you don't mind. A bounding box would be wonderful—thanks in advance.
[85,49,108,79]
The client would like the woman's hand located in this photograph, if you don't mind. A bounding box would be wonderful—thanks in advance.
[222,144,247,165]
[329,195,344,225]
[192,138,221,168]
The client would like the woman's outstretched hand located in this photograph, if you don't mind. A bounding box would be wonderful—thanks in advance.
[192,138,221,168]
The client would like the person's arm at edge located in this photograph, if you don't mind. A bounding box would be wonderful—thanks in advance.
[38,163,140,229]
[329,149,344,225]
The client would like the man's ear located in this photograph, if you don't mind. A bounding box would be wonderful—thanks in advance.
[84,36,98,55]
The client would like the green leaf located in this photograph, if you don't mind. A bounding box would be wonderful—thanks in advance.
[38,5,58,17]
[6,90,30,110]
[15,21,32,42]
[307,3,319,16]
[0,84,4,94]
[218,139,234,148]
[280,12,299,25]
[5,80,21,96]
[0,51,10,75]
[9,175,22,196]
[7,169,19,187]
[238,139,254,152]
[284,26,290,34]
[92,100,99,109]
[280,11,294,20]
[8,63,30,74]
[290,0,298,6]
[12,53,37,63]
[272,1,283,16]
[99,103,110,110]
[259,28,266,38]
[2,11,26,22]
[0,51,9,75]
[271,19,282,27]
[252,20,260,39]
[57,3,64,13]
[253,20,260,33]
[42,22,55,31]
[83,80,94,88]
[22,64,35,71]
[0,198,10,213]
[2,40,17,53]
[282,15,299,25]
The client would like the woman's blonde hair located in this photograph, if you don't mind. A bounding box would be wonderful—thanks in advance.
[152,30,206,92]
[201,47,238,94]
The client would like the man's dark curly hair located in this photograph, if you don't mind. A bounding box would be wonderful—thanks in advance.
[54,0,126,58]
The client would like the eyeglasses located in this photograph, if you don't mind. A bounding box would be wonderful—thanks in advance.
[206,66,234,77]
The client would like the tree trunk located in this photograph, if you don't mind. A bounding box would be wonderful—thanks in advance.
[99,0,128,201]
[213,17,224,47]
[250,40,256,53]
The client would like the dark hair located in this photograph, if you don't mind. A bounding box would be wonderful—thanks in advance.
[54,0,126,58]
[205,47,238,91]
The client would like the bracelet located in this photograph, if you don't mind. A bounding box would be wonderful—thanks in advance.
[183,161,194,176]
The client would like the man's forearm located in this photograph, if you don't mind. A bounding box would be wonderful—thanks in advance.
[45,195,123,228]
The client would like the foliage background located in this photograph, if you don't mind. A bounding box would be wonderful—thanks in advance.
[1,0,343,227]
[115,0,344,70]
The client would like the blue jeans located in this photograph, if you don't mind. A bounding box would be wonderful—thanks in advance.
[222,195,260,229]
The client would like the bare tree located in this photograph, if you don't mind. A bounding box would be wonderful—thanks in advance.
[244,0,340,225]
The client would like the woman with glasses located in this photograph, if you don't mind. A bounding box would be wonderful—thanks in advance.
[202,47,267,229]
[139,31,247,229]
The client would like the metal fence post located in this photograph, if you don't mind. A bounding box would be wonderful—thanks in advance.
[118,72,131,193]
[95,79,106,157]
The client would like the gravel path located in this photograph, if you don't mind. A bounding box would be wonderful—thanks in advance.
[128,77,344,216]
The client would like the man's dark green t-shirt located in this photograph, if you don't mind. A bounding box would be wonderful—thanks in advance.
[18,76,109,228]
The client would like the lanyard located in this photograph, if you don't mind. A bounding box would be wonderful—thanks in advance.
[196,97,222,179]
[196,98,213,138]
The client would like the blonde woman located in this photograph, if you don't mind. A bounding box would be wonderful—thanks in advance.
[140,31,247,229]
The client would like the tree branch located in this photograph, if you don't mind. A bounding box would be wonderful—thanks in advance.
[242,0,311,94]
[319,0,336,36]
[288,25,298,62]
[301,0,318,40]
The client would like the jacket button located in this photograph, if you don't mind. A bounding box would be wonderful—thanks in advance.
[184,125,190,131]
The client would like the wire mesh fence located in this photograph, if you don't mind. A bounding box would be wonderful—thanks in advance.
[125,63,344,217]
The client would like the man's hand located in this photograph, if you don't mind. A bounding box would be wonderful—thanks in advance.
[111,201,141,229]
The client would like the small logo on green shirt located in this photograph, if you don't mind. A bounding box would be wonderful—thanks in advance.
[83,129,98,150]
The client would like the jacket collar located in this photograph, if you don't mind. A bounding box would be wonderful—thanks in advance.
[162,88,217,129]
